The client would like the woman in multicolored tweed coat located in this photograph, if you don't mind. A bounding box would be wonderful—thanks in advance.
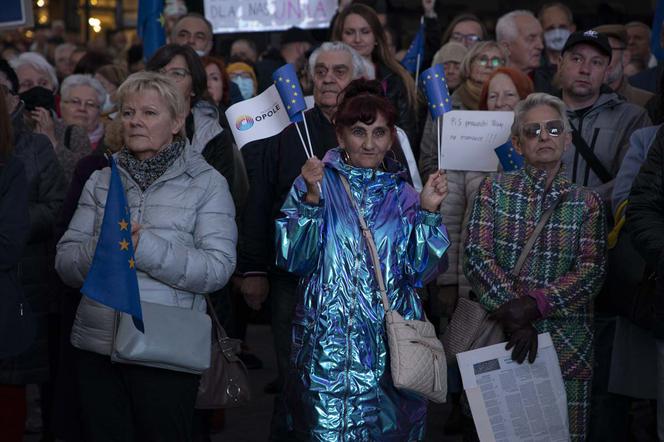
[464,93,607,441]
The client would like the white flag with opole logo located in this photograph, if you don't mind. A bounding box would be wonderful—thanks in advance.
[226,85,295,149]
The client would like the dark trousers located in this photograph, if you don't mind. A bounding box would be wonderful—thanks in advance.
[75,349,199,442]
[268,271,299,441]
[0,384,26,442]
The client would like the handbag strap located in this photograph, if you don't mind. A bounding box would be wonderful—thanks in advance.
[512,195,564,276]
[203,294,229,340]
[339,175,391,313]
[570,126,613,184]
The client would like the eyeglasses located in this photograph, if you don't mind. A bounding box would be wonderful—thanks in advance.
[63,98,100,110]
[450,32,482,44]
[521,120,565,139]
[159,67,191,82]
[475,56,506,68]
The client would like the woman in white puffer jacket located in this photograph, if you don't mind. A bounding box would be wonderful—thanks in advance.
[55,71,237,442]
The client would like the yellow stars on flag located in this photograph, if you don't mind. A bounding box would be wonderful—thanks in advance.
[158,13,165,27]
[119,239,129,251]
[129,258,135,269]
[118,219,129,231]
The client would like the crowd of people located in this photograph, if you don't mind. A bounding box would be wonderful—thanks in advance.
[1,0,664,441]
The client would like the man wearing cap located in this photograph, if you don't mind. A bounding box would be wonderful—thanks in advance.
[557,30,650,202]
[594,24,653,108]
[255,27,316,94]
[557,29,651,442]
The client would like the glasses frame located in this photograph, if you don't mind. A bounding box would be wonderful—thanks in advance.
[521,120,565,139]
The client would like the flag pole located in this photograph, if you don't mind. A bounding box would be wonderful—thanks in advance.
[302,111,314,159]
[415,53,421,87]
[436,116,441,171]
[295,120,322,193]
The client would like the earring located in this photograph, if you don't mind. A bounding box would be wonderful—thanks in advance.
[342,149,350,163]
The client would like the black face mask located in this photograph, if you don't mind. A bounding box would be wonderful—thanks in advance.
[19,86,55,112]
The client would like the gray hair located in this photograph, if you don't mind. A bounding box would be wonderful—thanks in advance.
[496,10,536,43]
[511,92,571,138]
[116,71,187,120]
[10,52,59,91]
[54,43,76,60]
[308,42,366,79]
[61,74,106,106]
[459,40,509,81]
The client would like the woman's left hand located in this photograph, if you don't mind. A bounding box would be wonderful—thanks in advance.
[30,107,57,147]
[420,170,448,212]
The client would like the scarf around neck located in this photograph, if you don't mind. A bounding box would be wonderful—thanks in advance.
[118,137,185,191]
[457,80,482,110]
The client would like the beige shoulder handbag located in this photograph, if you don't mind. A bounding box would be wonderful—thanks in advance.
[340,175,447,403]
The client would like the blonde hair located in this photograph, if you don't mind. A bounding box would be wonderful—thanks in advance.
[459,41,509,81]
[116,71,187,119]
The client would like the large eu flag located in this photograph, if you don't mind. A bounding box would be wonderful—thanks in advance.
[401,20,425,73]
[273,64,307,123]
[420,64,453,120]
[137,0,165,61]
[81,156,144,332]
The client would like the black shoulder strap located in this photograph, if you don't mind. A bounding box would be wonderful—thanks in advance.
[570,126,613,184]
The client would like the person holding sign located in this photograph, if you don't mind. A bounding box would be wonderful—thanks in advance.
[275,79,450,441]
[464,93,607,442]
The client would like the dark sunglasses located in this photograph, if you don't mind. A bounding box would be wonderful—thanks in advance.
[521,120,565,139]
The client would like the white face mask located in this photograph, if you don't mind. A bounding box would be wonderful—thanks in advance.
[544,28,572,52]
[232,77,255,100]
[195,49,207,57]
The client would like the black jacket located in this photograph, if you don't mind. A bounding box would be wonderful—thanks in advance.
[627,126,664,338]
[0,154,32,358]
[0,111,66,384]
[377,63,417,148]
[255,48,287,94]
[239,106,338,275]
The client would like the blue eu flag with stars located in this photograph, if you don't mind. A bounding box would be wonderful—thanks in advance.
[495,139,524,172]
[401,20,425,73]
[138,0,166,62]
[273,64,307,123]
[81,156,144,332]
[420,64,452,120]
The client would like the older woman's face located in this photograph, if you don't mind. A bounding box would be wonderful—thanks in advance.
[205,63,223,105]
[469,47,506,85]
[159,55,193,105]
[338,112,394,169]
[121,89,184,160]
[486,73,519,111]
[342,14,376,59]
[61,85,102,132]
[513,104,571,170]
[16,65,54,93]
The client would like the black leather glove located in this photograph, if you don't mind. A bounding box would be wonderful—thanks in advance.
[505,324,539,364]
[490,296,541,334]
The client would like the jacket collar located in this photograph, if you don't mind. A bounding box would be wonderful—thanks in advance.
[323,147,408,183]
[522,162,571,205]
[190,100,223,154]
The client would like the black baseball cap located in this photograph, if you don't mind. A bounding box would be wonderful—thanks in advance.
[561,30,612,61]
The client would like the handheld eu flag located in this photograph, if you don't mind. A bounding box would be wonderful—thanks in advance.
[272,64,307,123]
[420,64,452,170]
[494,140,524,172]
[401,18,425,76]
[419,64,453,119]
[81,156,144,332]
[137,0,166,62]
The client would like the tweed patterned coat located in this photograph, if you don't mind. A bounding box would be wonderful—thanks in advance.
[464,164,607,441]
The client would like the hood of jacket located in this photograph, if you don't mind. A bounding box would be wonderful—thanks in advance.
[190,100,223,154]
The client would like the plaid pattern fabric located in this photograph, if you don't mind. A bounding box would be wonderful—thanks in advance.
[464,165,607,441]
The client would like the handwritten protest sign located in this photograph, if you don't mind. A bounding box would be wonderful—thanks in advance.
[441,110,514,172]
[204,0,337,33]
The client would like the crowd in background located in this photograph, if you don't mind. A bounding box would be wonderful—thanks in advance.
[2,0,664,441]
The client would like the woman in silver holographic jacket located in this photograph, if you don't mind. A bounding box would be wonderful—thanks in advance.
[275,80,450,441]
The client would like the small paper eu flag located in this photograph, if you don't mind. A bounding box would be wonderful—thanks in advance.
[401,20,425,73]
[81,156,144,332]
[420,64,453,120]
[273,64,307,123]
[137,0,166,62]
[495,139,524,172]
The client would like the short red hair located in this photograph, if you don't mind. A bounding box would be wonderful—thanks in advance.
[479,67,534,110]
[334,79,397,132]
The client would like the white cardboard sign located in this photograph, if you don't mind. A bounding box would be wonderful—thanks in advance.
[441,110,514,172]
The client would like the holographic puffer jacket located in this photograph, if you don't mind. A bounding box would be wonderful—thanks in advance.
[275,148,450,441]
